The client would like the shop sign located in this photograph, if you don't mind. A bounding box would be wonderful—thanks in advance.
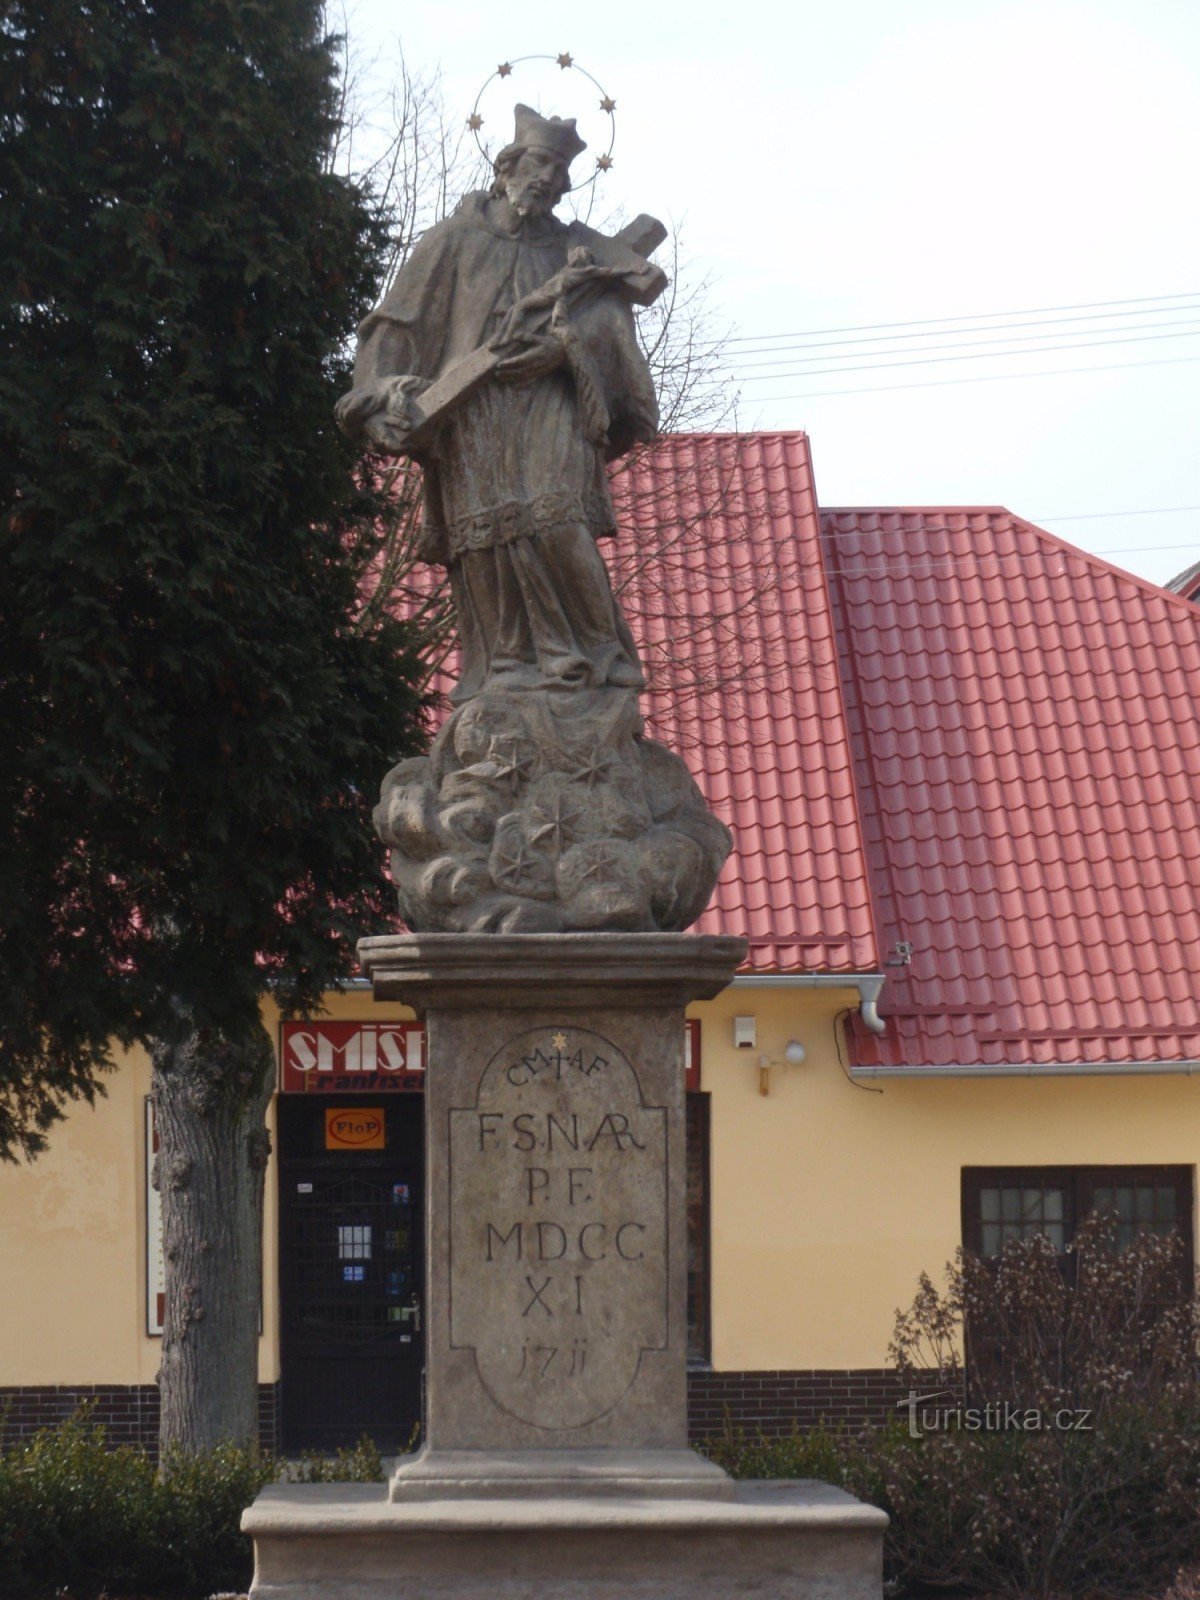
[278,1020,695,1094]
[325,1106,386,1151]
[279,1020,424,1093]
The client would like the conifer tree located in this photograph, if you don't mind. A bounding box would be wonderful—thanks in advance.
[0,0,423,1449]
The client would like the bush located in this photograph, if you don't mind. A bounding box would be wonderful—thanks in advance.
[0,1408,385,1598]
[703,1222,1200,1598]
[884,1220,1200,1598]
[289,1435,387,1484]
[706,1410,1200,1599]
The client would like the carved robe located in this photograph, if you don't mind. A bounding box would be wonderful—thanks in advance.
[343,193,663,701]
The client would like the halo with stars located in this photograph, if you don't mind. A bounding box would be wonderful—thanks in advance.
[467,53,617,192]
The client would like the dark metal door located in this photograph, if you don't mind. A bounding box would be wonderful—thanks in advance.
[278,1098,423,1451]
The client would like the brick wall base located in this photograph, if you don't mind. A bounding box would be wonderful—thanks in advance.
[687,1368,911,1438]
[0,1382,280,1455]
[2,1372,905,1451]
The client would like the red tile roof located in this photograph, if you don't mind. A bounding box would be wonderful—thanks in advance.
[608,434,879,974]
[821,506,1200,1068]
[396,431,1200,1067]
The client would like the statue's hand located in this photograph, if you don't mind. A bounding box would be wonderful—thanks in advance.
[363,375,433,454]
[335,374,428,455]
[363,413,416,454]
[386,374,430,427]
[493,332,566,384]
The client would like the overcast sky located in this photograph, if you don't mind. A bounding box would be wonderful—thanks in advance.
[343,0,1200,588]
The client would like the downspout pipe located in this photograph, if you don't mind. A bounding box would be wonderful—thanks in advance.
[730,971,888,1034]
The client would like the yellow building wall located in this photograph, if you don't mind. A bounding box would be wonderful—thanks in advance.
[697,984,1200,1371]
[0,989,414,1388]
[1,982,1196,1386]
[0,1041,158,1386]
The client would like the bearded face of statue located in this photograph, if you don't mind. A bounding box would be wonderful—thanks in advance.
[502,147,569,218]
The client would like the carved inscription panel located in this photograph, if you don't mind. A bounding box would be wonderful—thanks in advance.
[448,1026,667,1431]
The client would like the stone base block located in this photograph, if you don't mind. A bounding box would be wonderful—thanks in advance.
[244,1480,887,1599]
[389,1446,735,1501]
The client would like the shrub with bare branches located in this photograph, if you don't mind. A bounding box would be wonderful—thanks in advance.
[877,1219,1200,1598]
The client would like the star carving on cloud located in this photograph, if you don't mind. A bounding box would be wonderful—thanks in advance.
[529,791,584,848]
[488,737,536,794]
[575,845,625,884]
[567,748,615,787]
[556,51,574,69]
[491,838,535,889]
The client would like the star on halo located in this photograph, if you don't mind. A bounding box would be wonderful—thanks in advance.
[599,96,616,113]
[556,51,574,69]
[596,155,613,171]
[497,62,513,77]
[467,113,483,131]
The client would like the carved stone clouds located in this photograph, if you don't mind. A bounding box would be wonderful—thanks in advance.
[374,686,730,934]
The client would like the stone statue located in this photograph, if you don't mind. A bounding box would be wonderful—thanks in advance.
[337,104,731,934]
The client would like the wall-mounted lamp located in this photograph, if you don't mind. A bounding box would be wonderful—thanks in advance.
[733,1016,756,1050]
[756,1039,806,1095]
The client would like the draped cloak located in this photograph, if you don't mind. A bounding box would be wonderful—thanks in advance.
[343,193,665,702]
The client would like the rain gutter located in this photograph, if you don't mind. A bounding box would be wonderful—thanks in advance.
[851,1060,1200,1080]
[730,971,888,1034]
[342,969,892,1034]
[320,978,1195,1075]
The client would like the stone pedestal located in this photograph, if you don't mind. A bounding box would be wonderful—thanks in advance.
[244,1480,888,1599]
[243,933,887,1596]
[361,931,742,1501]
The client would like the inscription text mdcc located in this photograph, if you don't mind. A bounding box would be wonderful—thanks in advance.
[449,1026,667,1431]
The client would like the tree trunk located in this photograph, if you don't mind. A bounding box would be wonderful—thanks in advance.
[151,1016,274,1457]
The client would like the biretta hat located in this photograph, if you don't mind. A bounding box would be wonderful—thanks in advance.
[511,102,586,166]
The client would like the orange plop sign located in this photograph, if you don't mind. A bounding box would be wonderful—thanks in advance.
[324,1107,386,1151]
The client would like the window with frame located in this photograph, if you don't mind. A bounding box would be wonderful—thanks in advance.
[962,1166,1194,1292]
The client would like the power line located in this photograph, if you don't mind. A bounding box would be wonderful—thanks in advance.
[737,326,1200,384]
[1032,505,1200,523]
[726,290,1200,347]
[732,315,1200,373]
[817,507,1200,542]
[748,351,1200,401]
[731,302,1200,360]
[818,539,1200,580]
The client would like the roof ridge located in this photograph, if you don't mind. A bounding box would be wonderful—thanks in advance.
[821,504,1010,514]
[822,504,1200,611]
[1005,511,1200,612]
